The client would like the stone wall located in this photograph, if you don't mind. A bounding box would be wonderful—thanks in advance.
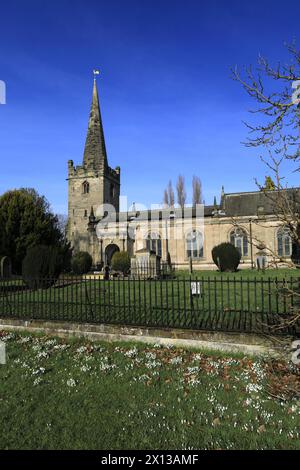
[0,317,282,357]
[67,160,120,254]
[83,213,290,270]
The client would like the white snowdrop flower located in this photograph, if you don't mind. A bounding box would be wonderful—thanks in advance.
[66,378,76,387]
[145,352,157,360]
[99,363,116,372]
[193,353,202,361]
[170,356,183,365]
[246,382,263,394]
[133,374,150,382]
[53,344,68,351]
[188,377,201,386]
[19,336,31,344]
[33,377,42,386]
[36,351,48,359]
[76,346,88,353]
[45,339,57,347]
[187,366,200,374]
[124,347,138,358]
[2,332,16,342]
[32,367,46,375]
[289,405,299,413]
[83,355,93,362]
[215,403,228,415]
[80,365,91,373]
[145,360,161,369]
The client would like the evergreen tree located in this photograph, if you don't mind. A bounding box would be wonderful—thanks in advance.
[262,176,276,191]
[0,188,66,273]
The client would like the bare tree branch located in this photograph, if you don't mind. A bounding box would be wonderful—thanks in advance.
[231,42,300,163]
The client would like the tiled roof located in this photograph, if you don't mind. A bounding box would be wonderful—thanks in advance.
[220,188,300,217]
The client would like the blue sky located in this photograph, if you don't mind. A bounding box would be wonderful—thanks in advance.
[0,0,299,214]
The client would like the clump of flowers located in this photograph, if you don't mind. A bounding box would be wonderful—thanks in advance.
[76,346,88,354]
[170,356,183,365]
[124,347,138,358]
[66,378,76,387]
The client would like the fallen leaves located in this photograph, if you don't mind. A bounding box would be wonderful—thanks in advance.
[265,359,300,401]
[212,417,221,427]
[257,424,266,434]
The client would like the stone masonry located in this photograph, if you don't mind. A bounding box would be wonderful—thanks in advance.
[67,78,120,253]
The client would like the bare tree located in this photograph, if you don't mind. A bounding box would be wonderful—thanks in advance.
[192,175,202,206]
[56,213,68,239]
[233,43,300,344]
[232,41,300,164]
[176,175,186,210]
[163,180,175,207]
[168,180,175,207]
[163,189,169,207]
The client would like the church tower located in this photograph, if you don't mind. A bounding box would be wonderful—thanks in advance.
[67,75,120,252]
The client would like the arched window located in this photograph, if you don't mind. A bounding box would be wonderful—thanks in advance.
[230,228,248,257]
[146,232,162,257]
[277,227,292,257]
[186,230,203,259]
[82,181,89,194]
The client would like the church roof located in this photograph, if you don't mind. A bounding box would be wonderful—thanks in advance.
[83,78,108,170]
[90,187,300,226]
[220,188,300,217]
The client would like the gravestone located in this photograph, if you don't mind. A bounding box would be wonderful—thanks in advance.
[0,256,12,278]
[131,248,161,278]
[256,250,267,271]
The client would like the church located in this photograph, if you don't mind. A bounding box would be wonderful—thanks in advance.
[67,77,297,270]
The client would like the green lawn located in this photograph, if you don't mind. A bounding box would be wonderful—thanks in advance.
[0,330,299,449]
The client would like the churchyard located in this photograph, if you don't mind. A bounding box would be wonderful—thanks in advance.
[1,269,299,336]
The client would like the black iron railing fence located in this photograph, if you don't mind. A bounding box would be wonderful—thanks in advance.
[0,275,299,335]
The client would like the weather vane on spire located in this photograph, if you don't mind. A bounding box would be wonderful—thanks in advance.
[93,69,100,77]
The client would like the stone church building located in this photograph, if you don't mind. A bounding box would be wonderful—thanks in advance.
[67,78,298,270]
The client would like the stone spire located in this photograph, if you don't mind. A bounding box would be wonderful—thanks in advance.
[83,77,108,170]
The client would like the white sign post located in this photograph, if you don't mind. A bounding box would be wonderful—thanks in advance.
[190,281,201,296]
